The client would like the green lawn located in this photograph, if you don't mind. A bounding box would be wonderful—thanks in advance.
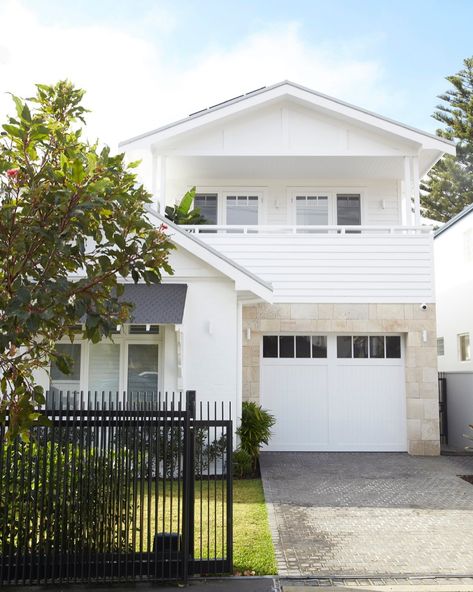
[138,478,276,575]
[232,479,277,575]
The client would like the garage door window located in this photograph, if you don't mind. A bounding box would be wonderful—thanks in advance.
[337,335,401,359]
[263,335,327,359]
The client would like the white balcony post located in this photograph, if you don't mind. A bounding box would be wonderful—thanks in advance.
[403,156,413,226]
[156,155,167,214]
[412,156,421,226]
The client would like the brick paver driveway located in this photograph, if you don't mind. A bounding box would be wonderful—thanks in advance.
[260,452,473,577]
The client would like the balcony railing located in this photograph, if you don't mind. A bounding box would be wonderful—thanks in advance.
[180,224,432,235]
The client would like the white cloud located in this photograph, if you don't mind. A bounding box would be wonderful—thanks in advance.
[0,1,400,150]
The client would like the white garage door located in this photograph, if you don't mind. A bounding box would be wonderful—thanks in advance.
[261,334,406,451]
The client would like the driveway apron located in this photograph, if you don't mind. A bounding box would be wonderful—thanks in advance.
[260,452,473,577]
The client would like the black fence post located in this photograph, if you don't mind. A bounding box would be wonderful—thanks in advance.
[186,391,196,570]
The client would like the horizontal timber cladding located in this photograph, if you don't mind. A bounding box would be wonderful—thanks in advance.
[197,232,434,302]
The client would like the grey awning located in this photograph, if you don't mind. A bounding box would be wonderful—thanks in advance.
[120,284,187,324]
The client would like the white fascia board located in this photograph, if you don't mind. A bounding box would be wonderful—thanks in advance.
[147,209,273,302]
[120,81,455,157]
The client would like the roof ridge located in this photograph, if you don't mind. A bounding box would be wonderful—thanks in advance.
[119,80,455,149]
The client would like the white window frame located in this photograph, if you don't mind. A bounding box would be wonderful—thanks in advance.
[51,325,163,395]
[458,333,471,362]
[193,186,266,225]
[288,187,365,225]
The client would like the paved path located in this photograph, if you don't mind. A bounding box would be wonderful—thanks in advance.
[260,452,473,577]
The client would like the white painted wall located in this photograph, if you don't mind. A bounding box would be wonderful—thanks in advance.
[161,101,416,158]
[165,178,401,227]
[31,244,240,419]
[435,212,473,372]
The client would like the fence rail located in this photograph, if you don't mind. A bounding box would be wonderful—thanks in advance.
[0,391,232,585]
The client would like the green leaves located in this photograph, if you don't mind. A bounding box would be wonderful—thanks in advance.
[236,402,275,472]
[165,186,209,225]
[422,57,473,222]
[0,80,174,442]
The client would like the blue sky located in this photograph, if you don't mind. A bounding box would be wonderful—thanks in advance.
[1,0,472,146]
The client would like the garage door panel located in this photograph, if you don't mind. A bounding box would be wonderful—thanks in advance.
[262,364,329,450]
[260,333,406,452]
[331,364,406,450]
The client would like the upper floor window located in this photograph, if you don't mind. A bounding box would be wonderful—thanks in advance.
[291,190,362,226]
[194,193,218,224]
[458,333,471,362]
[296,195,329,225]
[225,194,259,225]
[337,194,361,226]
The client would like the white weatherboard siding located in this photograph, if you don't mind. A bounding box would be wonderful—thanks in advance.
[195,230,434,303]
[261,335,406,451]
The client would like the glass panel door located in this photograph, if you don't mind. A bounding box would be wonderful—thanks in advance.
[127,344,159,402]
[194,193,218,224]
[88,343,120,395]
[295,195,329,226]
[337,194,361,226]
[225,195,259,225]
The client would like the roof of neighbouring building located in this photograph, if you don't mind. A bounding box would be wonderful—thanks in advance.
[434,202,473,238]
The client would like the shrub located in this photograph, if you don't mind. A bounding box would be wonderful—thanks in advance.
[233,448,253,479]
[0,438,133,555]
[236,402,275,473]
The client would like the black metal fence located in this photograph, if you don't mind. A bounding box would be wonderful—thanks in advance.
[0,391,233,585]
[438,373,448,445]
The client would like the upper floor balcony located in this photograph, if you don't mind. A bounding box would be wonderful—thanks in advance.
[177,223,434,304]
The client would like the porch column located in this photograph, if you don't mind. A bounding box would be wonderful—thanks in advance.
[156,154,167,214]
[403,156,413,226]
[412,156,421,226]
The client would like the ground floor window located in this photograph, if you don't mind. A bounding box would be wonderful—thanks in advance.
[48,325,161,405]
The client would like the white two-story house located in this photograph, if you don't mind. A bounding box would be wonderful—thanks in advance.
[43,81,455,455]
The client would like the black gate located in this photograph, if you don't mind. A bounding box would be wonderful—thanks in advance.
[438,373,448,445]
[0,391,233,585]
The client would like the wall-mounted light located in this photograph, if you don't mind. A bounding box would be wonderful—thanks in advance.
[116,324,122,332]
[422,329,428,343]
[381,199,386,210]
[145,324,151,332]
[207,321,213,336]
[246,327,251,341]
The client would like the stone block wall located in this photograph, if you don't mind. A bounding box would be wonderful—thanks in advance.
[242,303,439,456]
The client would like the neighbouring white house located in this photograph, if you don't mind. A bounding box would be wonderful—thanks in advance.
[38,81,455,455]
[435,203,473,450]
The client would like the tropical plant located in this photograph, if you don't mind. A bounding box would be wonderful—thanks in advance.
[232,448,253,479]
[164,186,208,224]
[236,402,275,473]
[0,81,174,440]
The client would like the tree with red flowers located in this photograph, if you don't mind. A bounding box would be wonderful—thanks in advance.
[0,81,174,441]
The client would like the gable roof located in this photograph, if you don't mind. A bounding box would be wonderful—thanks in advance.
[120,80,455,155]
[146,208,273,301]
[434,202,473,238]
